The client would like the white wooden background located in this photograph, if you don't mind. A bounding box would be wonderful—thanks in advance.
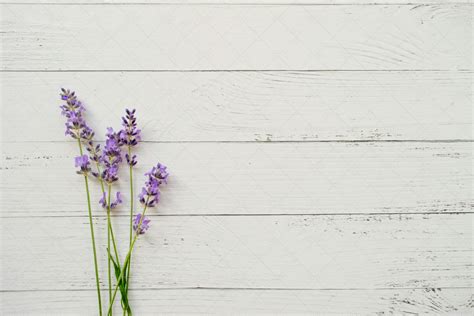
[0,0,473,314]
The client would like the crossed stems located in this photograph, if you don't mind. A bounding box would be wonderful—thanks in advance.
[96,159,131,315]
[78,138,131,315]
[107,197,150,316]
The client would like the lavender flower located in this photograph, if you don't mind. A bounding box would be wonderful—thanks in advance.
[102,165,119,183]
[75,154,91,175]
[60,89,101,178]
[120,109,141,166]
[133,213,150,235]
[101,128,122,183]
[87,143,102,163]
[60,89,89,140]
[126,154,138,167]
[138,182,160,207]
[120,109,141,147]
[145,163,169,186]
[99,192,123,209]
[138,163,169,207]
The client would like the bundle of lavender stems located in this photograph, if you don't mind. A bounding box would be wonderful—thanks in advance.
[60,89,169,315]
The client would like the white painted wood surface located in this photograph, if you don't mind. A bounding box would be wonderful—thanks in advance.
[2,289,473,315]
[1,4,471,70]
[3,214,473,290]
[1,142,472,216]
[0,0,472,315]
[1,71,472,142]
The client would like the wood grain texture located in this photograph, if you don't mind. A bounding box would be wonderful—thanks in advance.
[1,4,471,70]
[1,142,472,216]
[1,288,473,315]
[2,71,472,142]
[1,214,472,291]
[0,1,472,4]
[0,0,472,313]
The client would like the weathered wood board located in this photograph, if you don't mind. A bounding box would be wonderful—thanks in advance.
[1,288,473,315]
[1,71,472,142]
[1,142,472,216]
[1,214,472,291]
[1,4,471,70]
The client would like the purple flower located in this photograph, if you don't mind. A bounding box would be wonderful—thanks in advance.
[60,89,102,175]
[87,142,102,163]
[99,191,123,209]
[111,192,123,209]
[75,155,91,175]
[101,127,122,183]
[102,128,122,167]
[145,163,169,186]
[99,193,107,208]
[138,184,160,207]
[125,154,137,167]
[120,109,141,148]
[60,89,90,140]
[133,213,150,235]
[102,165,119,183]
[139,163,169,207]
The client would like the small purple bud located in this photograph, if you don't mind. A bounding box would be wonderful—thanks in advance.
[133,213,150,235]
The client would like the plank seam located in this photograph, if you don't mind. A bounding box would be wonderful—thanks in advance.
[2,212,473,219]
[2,286,473,293]
[0,2,472,5]
[1,69,473,73]
[2,139,473,144]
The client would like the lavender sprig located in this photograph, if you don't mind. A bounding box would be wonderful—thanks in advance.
[107,164,169,314]
[100,192,123,209]
[75,155,91,175]
[132,213,150,235]
[60,89,103,315]
[120,109,141,166]
[100,127,124,309]
[120,109,141,302]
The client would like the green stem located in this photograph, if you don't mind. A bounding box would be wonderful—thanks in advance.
[126,146,133,297]
[96,161,128,314]
[107,202,149,315]
[107,184,112,309]
[78,139,103,316]
[95,162,121,267]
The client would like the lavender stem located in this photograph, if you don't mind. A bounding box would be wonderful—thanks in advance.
[107,184,112,310]
[126,146,133,298]
[78,139,103,316]
[107,201,150,315]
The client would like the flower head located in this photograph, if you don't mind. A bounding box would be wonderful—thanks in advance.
[87,143,102,164]
[138,184,160,207]
[75,155,91,175]
[120,109,141,148]
[133,213,150,235]
[60,89,101,177]
[111,192,123,208]
[126,154,137,167]
[102,165,119,183]
[99,191,123,209]
[101,127,122,183]
[139,163,168,207]
[145,162,169,186]
[60,89,90,140]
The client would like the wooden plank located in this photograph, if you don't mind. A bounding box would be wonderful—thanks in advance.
[1,71,472,142]
[1,5,471,70]
[0,214,472,291]
[1,288,472,314]
[1,142,472,216]
[0,1,470,4]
